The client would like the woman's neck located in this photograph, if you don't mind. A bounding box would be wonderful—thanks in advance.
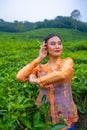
[48,56,60,66]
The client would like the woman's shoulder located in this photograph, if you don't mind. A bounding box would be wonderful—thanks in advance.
[63,57,74,63]
[59,57,74,62]
[56,57,74,68]
[61,57,74,68]
[56,57,74,64]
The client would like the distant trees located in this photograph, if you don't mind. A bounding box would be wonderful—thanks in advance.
[54,16,73,28]
[0,10,87,33]
[70,10,86,31]
[0,19,5,22]
[15,22,25,32]
[71,9,81,21]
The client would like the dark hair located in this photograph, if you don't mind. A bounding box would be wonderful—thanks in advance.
[43,34,62,43]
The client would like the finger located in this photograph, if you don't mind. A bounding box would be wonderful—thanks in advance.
[41,46,47,52]
[40,43,45,48]
[42,45,47,48]
[40,45,47,49]
[43,41,45,45]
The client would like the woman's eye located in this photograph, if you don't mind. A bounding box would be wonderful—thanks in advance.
[50,41,62,45]
[50,42,55,45]
[58,42,62,45]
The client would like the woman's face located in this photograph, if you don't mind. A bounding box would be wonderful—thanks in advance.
[47,36,63,57]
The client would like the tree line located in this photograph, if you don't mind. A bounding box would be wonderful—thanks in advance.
[0,9,87,33]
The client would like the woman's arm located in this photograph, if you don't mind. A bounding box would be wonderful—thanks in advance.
[16,57,42,82]
[16,42,47,82]
[37,58,74,87]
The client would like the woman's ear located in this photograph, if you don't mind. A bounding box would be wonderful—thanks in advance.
[46,46,49,55]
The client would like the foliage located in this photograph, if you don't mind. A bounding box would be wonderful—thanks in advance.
[0,30,87,129]
[71,9,81,21]
[0,15,87,32]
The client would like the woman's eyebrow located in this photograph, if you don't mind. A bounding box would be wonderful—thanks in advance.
[50,41,62,43]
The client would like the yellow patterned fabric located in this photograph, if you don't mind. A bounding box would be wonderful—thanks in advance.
[16,57,79,127]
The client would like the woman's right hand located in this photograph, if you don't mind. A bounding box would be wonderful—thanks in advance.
[38,42,48,60]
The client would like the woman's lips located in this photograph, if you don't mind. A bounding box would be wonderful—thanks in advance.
[54,50,61,53]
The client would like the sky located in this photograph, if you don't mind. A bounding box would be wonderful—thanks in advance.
[0,0,87,22]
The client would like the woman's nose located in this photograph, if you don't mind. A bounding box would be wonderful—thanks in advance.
[55,44,60,48]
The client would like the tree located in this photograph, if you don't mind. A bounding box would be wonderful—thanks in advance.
[0,19,5,22]
[16,22,25,32]
[71,9,81,21]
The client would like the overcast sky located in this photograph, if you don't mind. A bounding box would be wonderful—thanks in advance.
[0,0,87,22]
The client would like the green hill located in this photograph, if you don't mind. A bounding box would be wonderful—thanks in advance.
[24,28,87,42]
[0,28,87,42]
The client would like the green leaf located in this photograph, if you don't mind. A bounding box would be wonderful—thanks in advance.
[76,104,85,114]
[34,111,41,121]
[42,102,50,118]
[34,121,45,128]
[34,111,45,128]
[21,118,32,129]
[41,95,47,105]
[51,123,67,130]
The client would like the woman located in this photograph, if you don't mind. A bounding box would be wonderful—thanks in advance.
[16,34,78,129]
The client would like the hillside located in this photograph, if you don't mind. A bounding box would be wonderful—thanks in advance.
[0,28,87,42]
[24,28,87,41]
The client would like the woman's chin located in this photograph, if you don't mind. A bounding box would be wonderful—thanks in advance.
[52,52,62,57]
[50,54,61,58]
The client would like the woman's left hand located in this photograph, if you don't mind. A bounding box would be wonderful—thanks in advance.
[29,74,38,84]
